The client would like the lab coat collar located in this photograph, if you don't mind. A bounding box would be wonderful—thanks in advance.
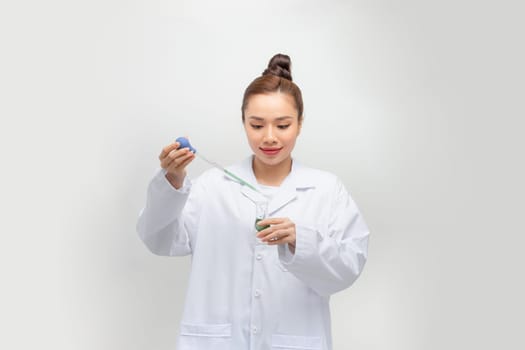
[226,156,316,215]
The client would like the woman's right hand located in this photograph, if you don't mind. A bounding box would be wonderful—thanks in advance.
[159,141,196,189]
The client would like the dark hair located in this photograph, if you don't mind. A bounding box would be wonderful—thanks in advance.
[241,53,304,122]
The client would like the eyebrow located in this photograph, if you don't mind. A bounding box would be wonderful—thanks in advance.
[248,116,294,121]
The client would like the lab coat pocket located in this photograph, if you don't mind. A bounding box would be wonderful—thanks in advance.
[178,323,232,350]
[271,334,322,350]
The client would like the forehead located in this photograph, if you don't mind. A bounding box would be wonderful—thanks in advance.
[244,93,298,120]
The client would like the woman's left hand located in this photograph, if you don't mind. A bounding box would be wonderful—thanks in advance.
[256,217,296,253]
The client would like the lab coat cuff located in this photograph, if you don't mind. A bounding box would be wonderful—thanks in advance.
[157,168,192,194]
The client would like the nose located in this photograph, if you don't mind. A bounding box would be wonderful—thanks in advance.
[263,126,277,144]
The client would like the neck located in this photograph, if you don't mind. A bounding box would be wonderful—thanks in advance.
[252,156,292,186]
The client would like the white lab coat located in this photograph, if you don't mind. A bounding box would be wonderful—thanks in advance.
[137,156,370,350]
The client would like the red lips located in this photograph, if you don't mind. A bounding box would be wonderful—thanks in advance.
[260,147,282,156]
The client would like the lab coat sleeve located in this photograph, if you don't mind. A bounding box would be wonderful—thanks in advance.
[136,169,200,256]
[278,179,370,297]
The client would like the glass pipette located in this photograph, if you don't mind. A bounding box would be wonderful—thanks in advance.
[175,137,261,193]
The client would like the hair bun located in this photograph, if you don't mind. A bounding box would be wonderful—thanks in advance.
[262,53,293,81]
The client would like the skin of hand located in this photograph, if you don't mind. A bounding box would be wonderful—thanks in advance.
[159,141,196,189]
[256,217,296,254]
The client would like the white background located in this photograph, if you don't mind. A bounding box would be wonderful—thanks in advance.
[1,0,524,349]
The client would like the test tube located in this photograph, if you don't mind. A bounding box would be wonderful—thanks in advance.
[255,201,270,232]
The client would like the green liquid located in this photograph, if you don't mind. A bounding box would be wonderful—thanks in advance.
[255,219,269,232]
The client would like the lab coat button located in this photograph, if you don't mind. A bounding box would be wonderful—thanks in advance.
[256,254,263,260]
[254,289,261,297]
[252,326,258,334]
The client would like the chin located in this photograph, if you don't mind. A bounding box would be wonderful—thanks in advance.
[255,153,289,167]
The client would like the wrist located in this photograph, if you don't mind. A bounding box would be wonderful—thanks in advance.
[165,171,185,189]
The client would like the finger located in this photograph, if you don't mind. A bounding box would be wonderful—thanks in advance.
[160,145,186,166]
[256,224,290,240]
[256,225,274,239]
[256,221,292,238]
[160,155,174,169]
[263,229,290,244]
[268,229,296,245]
[177,152,195,169]
[165,150,194,170]
[257,217,287,227]
[159,142,180,160]
[160,148,189,169]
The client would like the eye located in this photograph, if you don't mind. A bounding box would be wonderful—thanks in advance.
[277,124,291,129]
[250,124,263,129]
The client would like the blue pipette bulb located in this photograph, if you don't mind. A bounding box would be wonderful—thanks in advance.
[175,137,197,153]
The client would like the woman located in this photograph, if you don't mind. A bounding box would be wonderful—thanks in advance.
[137,53,370,350]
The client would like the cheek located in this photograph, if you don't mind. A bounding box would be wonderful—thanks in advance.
[245,130,259,145]
[284,131,299,145]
